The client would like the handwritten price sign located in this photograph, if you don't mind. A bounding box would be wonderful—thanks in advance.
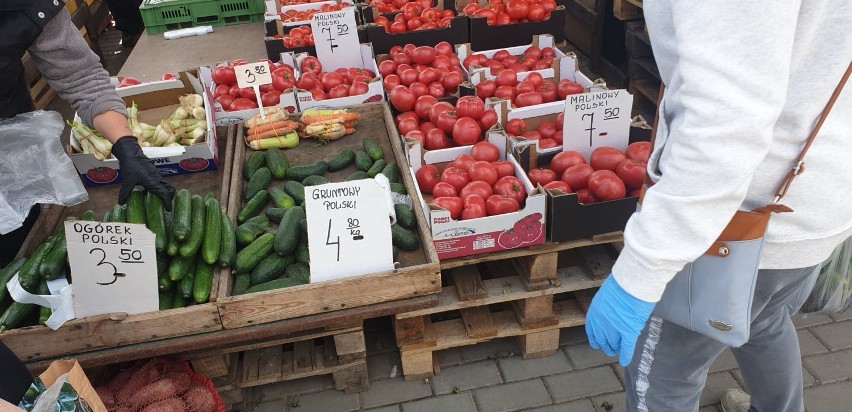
[235,61,273,89]
[65,220,158,317]
[305,180,394,282]
[562,90,633,157]
[310,8,361,71]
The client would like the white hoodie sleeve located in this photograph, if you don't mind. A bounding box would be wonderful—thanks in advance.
[611,1,802,302]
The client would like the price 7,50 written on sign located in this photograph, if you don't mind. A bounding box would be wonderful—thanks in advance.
[310,8,361,71]
[562,89,633,157]
[235,61,273,89]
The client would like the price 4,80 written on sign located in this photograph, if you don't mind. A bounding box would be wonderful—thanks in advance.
[310,8,361,71]
[562,89,633,156]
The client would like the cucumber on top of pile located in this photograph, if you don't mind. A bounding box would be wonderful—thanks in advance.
[232,109,421,296]
[0,190,233,332]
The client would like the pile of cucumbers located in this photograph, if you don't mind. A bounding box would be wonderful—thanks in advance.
[232,138,421,295]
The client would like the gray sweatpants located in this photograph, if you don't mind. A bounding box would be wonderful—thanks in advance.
[624,266,817,412]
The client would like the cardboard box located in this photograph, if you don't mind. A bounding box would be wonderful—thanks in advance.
[406,130,546,259]
[292,44,386,110]
[360,0,457,23]
[457,34,572,81]
[363,0,467,55]
[463,0,566,50]
[69,72,219,187]
[198,56,299,125]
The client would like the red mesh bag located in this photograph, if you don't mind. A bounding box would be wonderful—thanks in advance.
[94,357,225,412]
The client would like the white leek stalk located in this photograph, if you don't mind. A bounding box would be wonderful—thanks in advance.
[179,93,203,110]
[191,106,206,121]
[171,106,190,121]
[127,102,143,140]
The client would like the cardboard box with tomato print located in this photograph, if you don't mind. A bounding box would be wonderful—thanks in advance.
[458,0,566,50]
[198,54,297,126]
[405,130,546,260]
[291,44,386,111]
[69,71,218,187]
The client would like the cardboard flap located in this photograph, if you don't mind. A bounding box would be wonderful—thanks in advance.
[39,360,107,412]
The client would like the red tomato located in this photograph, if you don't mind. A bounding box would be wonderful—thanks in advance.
[310,87,326,100]
[442,71,464,91]
[538,138,558,149]
[352,75,371,84]
[418,67,439,85]
[471,141,500,162]
[487,60,505,75]
[473,7,497,25]
[407,17,423,31]
[229,98,258,111]
[436,110,458,133]
[552,130,563,144]
[296,74,317,91]
[462,2,479,14]
[479,109,498,131]
[456,96,486,119]
[419,121,437,134]
[493,50,510,61]
[515,81,536,95]
[228,84,240,98]
[625,141,652,163]
[410,82,429,97]
[211,66,237,85]
[434,41,453,56]
[427,81,445,98]
[615,159,646,189]
[536,83,557,102]
[464,160,498,189]
[561,164,594,190]
[451,154,476,171]
[300,56,322,75]
[389,45,404,55]
[347,82,367,96]
[492,160,515,178]
[541,0,557,11]
[389,85,417,112]
[400,69,419,86]
[452,117,482,146]
[527,168,556,186]
[504,0,529,19]
[590,147,626,171]
[557,79,584,99]
[412,46,436,65]
[328,84,349,98]
[237,87,254,99]
[161,72,176,81]
[432,197,464,220]
[525,72,544,86]
[536,122,558,140]
[432,55,452,69]
[527,3,546,20]
[215,94,235,110]
[214,84,230,98]
[515,91,544,107]
[495,12,511,25]
[440,166,470,192]
[475,80,497,98]
[543,180,571,192]
[631,188,642,197]
[378,60,397,77]
[522,131,541,140]
[506,118,526,135]
[383,74,401,91]
[549,151,586,176]
[496,69,518,87]
[415,164,441,193]
[261,91,281,106]
[463,54,487,70]
[320,72,344,91]
[389,21,407,33]
[460,180,493,200]
[428,101,455,125]
[425,128,451,150]
[398,117,420,135]
[414,95,438,120]
[432,182,458,197]
[461,195,487,220]
[493,176,526,204]
[486,195,520,216]
[588,170,626,201]
[576,188,599,204]
[406,130,425,145]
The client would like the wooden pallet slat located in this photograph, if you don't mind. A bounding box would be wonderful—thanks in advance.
[459,306,498,339]
[255,346,284,385]
[449,266,488,301]
[292,340,314,374]
[580,245,615,280]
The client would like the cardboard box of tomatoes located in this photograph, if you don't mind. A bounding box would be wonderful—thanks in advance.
[199,56,300,125]
[360,0,457,23]
[406,130,546,259]
[363,0,468,55]
[458,0,566,50]
[291,43,386,110]
[70,71,219,187]
[264,23,369,60]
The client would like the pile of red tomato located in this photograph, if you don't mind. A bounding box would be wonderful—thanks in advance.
[295,57,377,100]
[210,59,296,111]
[277,2,353,23]
[381,43,465,99]
[504,116,562,149]
[463,45,555,74]
[367,0,432,13]
[372,5,456,33]
[396,96,499,150]
[415,142,529,219]
[461,0,557,25]
[473,70,583,108]
[529,141,651,204]
[279,0,331,5]
[274,26,315,48]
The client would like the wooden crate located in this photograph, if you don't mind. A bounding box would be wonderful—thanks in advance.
[393,240,621,379]
[0,125,237,365]
[613,0,642,20]
[215,102,441,329]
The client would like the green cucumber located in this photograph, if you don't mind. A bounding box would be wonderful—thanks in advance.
[193,260,214,303]
[390,183,407,194]
[302,175,329,186]
[201,197,222,264]
[232,273,250,295]
[159,289,175,310]
[0,301,36,331]
[236,216,269,245]
[145,191,167,253]
[295,238,309,264]
[166,228,180,257]
[39,224,67,280]
[234,233,275,273]
[265,147,289,179]
[244,277,306,294]
[18,237,56,292]
[0,258,27,302]
[286,161,328,182]
[218,214,237,268]
[269,187,295,209]
[250,254,294,285]
[243,167,272,201]
[286,262,310,284]
[126,190,146,224]
[178,257,197,299]
[344,171,369,181]
[391,223,419,251]
[394,204,416,229]
[168,254,193,282]
[354,150,373,172]
[178,195,206,257]
[265,208,287,223]
[110,204,127,223]
[274,207,305,257]
[237,190,269,224]
[172,291,189,308]
[382,163,400,183]
[37,280,50,325]
[367,159,387,178]
[172,189,191,240]
[327,149,355,171]
[80,210,97,221]
[363,138,384,161]
[283,181,305,205]
[244,151,266,181]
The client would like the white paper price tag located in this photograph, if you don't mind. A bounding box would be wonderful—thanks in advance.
[65,221,158,318]
[235,61,273,89]
[310,8,361,72]
[563,90,634,157]
[305,180,394,282]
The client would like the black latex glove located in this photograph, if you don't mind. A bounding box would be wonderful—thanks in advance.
[111,136,175,210]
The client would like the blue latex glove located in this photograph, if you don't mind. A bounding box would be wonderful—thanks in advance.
[585,275,656,367]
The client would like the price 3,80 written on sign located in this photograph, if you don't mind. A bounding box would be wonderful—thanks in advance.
[562,89,633,156]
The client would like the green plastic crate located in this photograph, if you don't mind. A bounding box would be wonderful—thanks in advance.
[140,0,265,35]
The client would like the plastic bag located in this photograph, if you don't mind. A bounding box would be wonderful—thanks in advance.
[0,111,88,234]
[800,236,852,314]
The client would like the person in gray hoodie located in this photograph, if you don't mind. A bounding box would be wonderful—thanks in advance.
[583,1,852,411]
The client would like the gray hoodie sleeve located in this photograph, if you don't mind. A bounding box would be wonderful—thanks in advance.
[28,9,128,126]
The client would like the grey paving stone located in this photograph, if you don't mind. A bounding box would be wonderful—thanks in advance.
[803,349,852,383]
[255,398,288,412]
[401,392,477,412]
[288,389,358,412]
[613,363,625,383]
[792,313,833,328]
[591,392,627,412]
[560,326,589,346]
[829,309,852,322]
[798,329,829,355]
[499,351,572,381]
[459,337,520,363]
[709,349,738,373]
[364,406,400,412]
[803,368,817,387]
[564,342,617,370]
[367,351,400,381]
[473,379,551,412]
[811,320,852,350]
[435,347,464,367]
[525,399,597,412]
[432,360,502,395]
[699,407,720,412]
[544,366,623,402]
[701,372,741,407]
[251,375,333,400]
[804,380,852,412]
[359,376,433,409]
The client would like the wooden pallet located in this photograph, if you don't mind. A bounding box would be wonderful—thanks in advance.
[613,0,642,20]
[394,240,621,379]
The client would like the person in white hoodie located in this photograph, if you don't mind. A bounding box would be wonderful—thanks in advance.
[583,2,852,411]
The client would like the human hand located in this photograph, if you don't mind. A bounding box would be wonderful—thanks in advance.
[111,136,175,209]
[585,275,655,367]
